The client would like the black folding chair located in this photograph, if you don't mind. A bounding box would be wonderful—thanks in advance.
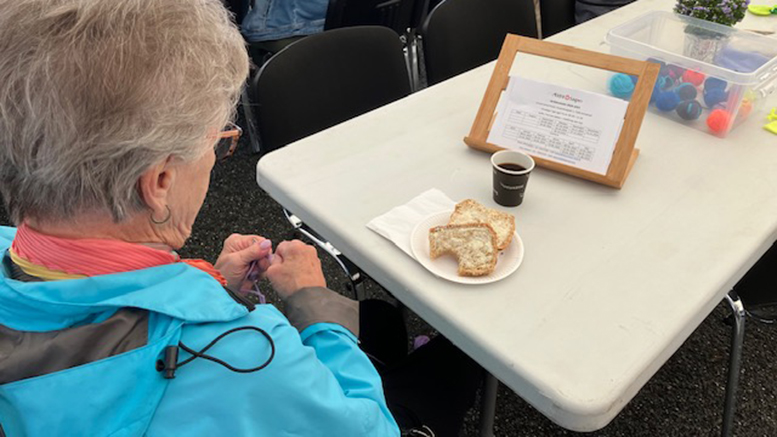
[251,26,411,297]
[220,0,263,153]
[325,0,416,34]
[420,0,538,86]
[324,0,426,91]
[540,0,576,38]
[721,241,777,437]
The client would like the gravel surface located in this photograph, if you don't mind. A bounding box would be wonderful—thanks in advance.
[1,139,774,437]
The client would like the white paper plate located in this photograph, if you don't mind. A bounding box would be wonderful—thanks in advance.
[410,210,524,285]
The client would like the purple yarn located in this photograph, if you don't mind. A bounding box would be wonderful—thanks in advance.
[413,335,431,350]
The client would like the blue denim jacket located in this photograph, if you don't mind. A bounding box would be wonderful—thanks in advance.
[241,0,328,42]
[575,0,635,24]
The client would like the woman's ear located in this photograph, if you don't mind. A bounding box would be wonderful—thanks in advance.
[137,157,176,218]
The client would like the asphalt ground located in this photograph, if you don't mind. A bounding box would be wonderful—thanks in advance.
[1,138,775,437]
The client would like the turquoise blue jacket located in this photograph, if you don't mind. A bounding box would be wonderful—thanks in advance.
[0,226,399,436]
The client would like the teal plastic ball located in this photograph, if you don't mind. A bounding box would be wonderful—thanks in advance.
[608,73,635,99]
[657,75,674,91]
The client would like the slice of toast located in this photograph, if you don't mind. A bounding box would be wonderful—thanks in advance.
[448,199,515,250]
[428,224,498,276]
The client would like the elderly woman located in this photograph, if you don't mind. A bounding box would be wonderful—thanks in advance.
[0,1,483,436]
[0,0,399,435]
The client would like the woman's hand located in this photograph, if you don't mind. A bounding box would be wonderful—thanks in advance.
[265,240,326,300]
[214,233,273,292]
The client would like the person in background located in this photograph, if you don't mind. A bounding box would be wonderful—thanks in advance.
[237,0,329,62]
[576,0,636,23]
[0,0,480,436]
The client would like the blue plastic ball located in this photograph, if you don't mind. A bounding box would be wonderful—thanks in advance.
[650,77,671,103]
[655,91,680,112]
[608,73,635,99]
[703,88,729,108]
[657,71,676,90]
[704,77,727,92]
[675,83,698,101]
[676,100,703,121]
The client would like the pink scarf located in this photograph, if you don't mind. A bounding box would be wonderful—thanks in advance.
[11,223,227,285]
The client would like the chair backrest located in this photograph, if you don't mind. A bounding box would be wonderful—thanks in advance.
[540,0,576,38]
[325,0,416,34]
[421,0,538,86]
[251,26,411,153]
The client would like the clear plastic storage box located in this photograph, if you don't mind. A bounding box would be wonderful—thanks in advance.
[605,11,777,137]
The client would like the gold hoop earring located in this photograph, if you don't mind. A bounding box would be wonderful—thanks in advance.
[150,205,172,225]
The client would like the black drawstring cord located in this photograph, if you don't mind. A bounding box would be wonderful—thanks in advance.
[177,326,275,372]
[158,326,275,379]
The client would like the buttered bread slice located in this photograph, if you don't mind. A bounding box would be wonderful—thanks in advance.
[428,224,498,276]
[449,199,515,250]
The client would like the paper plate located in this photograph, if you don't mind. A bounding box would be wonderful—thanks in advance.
[409,210,524,285]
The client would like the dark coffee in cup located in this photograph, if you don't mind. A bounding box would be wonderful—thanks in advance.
[497,163,526,172]
[491,150,535,207]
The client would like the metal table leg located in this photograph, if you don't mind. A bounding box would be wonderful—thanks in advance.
[479,372,499,437]
[722,292,746,437]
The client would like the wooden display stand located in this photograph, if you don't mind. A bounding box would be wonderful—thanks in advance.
[464,35,660,189]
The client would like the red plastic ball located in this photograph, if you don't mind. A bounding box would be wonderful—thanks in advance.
[682,70,705,87]
[706,109,731,134]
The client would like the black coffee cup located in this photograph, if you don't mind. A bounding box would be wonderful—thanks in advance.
[491,150,535,207]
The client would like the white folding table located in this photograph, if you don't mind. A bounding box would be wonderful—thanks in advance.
[257,0,777,433]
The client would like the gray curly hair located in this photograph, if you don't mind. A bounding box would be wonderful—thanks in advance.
[0,0,249,224]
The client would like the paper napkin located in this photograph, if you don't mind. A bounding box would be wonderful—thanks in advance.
[366,188,456,258]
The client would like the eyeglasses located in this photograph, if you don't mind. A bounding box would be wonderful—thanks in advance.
[214,122,242,161]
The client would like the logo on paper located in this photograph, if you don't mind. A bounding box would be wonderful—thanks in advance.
[552,92,583,104]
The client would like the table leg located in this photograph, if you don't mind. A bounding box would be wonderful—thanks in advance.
[722,292,746,437]
[479,372,499,437]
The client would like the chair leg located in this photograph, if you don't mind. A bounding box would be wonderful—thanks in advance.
[479,372,499,437]
[405,32,420,93]
[401,33,414,93]
[284,209,368,300]
[240,87,262,154]
[722,291,746,437]
[415,34,428,90]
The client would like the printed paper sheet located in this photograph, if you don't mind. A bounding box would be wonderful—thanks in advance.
[487,76,628,176]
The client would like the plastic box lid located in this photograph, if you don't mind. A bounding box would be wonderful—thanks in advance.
[606,11,777,87]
